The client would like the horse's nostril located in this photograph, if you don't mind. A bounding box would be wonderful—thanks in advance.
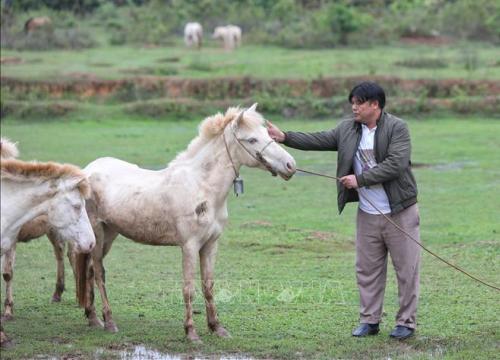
[286,162,294,171]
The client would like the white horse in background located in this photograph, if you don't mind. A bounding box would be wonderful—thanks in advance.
[0,138,96,347]
[74,104,296,342]
[184,22,203,49]
[213,25,241,50]
[0,139,70,322]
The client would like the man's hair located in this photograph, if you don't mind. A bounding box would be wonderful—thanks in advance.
[348,82,386,109]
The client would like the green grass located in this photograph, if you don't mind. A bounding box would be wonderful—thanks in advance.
[1,42,499,80]
[1,111,499,359]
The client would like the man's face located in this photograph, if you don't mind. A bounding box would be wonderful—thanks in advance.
[351,97,380,123]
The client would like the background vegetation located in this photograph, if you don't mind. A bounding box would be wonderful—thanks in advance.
[1,0,499,50]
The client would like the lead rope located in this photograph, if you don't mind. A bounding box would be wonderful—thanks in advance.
[296,167,500,292]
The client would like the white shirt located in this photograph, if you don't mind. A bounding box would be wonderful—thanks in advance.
[353,124,391,214]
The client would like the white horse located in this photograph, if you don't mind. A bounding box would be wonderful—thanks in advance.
[1,139,70,322]
[0,138,96,347]
[184,22,203,49]
[212,25,241,51]
[74,104,296,342]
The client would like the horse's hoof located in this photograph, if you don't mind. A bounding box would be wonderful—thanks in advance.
[88,317,104,329]
[186,330,202,343]
[0,332,13,348]
[105,321,119,333]
[187,334,202,344]
[214,326,231,338]
[51,294,62,303]
[1,313,14,322]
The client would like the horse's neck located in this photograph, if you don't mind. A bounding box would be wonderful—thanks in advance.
[181,136,241,203]
[1,180,53,246]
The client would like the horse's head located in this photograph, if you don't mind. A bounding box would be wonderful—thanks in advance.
[47,176,95,254]
[227,103,296,180]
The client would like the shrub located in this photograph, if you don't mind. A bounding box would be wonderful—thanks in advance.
[439,0,500,43]
[394,58,448,69]
[2,27,96,50]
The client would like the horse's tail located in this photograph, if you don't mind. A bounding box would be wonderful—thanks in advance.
[0,138,19,159]
[75,252,91,308]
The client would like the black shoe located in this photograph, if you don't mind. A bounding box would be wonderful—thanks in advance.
[389,325,414,339]
[352,323,379,337]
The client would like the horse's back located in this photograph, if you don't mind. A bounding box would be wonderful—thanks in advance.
[86,157,166,182]
[85,157,139,174]
[84,157,165,207]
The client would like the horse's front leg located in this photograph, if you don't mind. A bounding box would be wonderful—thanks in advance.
[200,239,230,338]
[182,244,201,342]
[48,232,65,303]
[82,258,104,329]
[2,248,16,321]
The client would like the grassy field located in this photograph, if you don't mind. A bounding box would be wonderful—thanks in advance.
[2,42,500,81]
[0,110,499,359]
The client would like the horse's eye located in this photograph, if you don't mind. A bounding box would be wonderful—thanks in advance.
[248,138,258,144]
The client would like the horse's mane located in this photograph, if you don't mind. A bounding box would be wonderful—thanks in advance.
[172,106,264,163]
[1,137,19,159]
[1,159,91,198]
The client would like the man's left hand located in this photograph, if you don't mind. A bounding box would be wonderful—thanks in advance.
[340,175,358,189]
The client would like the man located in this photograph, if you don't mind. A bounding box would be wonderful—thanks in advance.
[267,82,420,340]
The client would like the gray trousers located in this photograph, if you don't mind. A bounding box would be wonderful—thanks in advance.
[355,204,421,328]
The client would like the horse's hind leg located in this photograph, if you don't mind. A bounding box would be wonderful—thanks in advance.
[2,246,16,321]
[199,240,230,338]
[48,231,66,303]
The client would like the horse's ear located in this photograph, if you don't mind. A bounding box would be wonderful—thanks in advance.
[234,110,245,128]
[248,103,258,112]
[70,177,91,199]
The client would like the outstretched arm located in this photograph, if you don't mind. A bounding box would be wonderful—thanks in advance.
[267,120,338,151]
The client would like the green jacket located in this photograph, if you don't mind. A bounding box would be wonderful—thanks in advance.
[284,111,418,214]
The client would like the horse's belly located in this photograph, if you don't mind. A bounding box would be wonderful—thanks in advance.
[110,218,180,246]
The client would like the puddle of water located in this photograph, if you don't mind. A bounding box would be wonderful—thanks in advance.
[96,345,255,360]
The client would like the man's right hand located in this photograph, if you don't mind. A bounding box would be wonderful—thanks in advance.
[266,120,286,143]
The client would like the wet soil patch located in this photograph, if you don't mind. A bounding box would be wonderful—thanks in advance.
[240,220,273,228]
[157,56,180,63]
[1,57,23,65]
[89,62,113,67]
[400,35,454,46]
[119,66,178,76]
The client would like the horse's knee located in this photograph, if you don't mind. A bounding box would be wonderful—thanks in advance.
[183,285,196,303]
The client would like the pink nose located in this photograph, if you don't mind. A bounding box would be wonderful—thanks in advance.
[286,162,296,172]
